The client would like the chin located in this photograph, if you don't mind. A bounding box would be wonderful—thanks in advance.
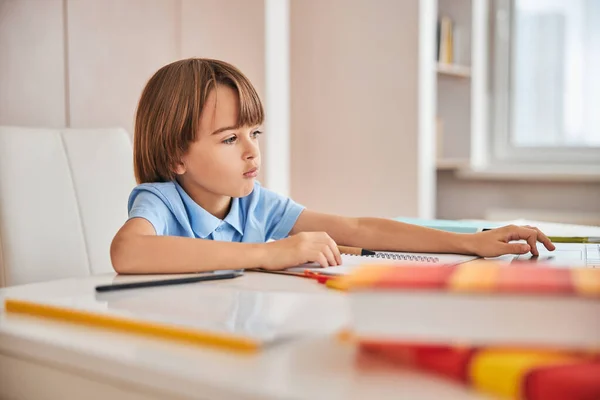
[231,180,255,198]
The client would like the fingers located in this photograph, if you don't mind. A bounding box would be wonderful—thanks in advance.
[316,232,340,266]
[306,232,341,267]
[505,225,554,256]
[518,227,540,256]
[322,245,338,267]
[504,242,531,255]
[525,225,555,251]
[316,253,329,268]
[329,237,342,265]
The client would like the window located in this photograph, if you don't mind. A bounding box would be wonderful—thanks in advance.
[492,0,600,164]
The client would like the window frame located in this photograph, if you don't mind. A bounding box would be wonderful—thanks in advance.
[490,0,600,165]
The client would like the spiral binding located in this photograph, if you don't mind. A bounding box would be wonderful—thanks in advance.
[348,253,439,263]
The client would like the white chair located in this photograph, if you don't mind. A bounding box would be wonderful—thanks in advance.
[0,126,136,287]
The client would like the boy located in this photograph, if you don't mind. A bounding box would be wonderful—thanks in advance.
[110,58,554,274]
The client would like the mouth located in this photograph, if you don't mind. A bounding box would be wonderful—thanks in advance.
[243,167,259,178]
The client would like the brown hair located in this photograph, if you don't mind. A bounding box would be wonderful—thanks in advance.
[133,58,264,183]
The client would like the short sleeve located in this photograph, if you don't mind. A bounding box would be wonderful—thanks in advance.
[259,187,305,240]
[127,189,171,235]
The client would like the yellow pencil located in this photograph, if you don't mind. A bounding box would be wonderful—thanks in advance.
[548,237,600,244]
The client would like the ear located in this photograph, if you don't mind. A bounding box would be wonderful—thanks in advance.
[173,160,187,175]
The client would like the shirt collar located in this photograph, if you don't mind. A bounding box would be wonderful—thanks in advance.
[175,181,243,238]
[223,196,243,234]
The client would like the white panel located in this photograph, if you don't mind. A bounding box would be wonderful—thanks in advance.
[470,0,490,167]
[265,0,290,196]
[67,0,180,135]
[0,127,89,286]
[418,0,437,219]
[0,0,66,127]
[62,128,136,275]
[291,0,421,217]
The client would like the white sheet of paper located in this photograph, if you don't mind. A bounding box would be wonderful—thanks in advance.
[286,252,478,276]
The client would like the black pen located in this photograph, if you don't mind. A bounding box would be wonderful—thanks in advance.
[95,271,243,292]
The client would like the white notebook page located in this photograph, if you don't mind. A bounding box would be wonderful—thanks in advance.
[287,252,478,276]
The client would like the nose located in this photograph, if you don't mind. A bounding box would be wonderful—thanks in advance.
[243,137,259,160]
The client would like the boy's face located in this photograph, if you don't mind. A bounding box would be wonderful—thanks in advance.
[176,84,261,199]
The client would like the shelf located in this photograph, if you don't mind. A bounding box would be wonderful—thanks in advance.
[436,158,469,170]
[455,166,600,182]
[436,63,471,78]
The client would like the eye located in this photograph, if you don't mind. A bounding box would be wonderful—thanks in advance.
[251,130,263,139]
[222,135,237,145]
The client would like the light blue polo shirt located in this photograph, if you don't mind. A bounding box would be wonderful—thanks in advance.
[127,181,305,242]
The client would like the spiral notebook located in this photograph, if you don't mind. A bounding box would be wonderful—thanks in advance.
[286,251,478,276]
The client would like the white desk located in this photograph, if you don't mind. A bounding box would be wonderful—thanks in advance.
[0,272,489,400]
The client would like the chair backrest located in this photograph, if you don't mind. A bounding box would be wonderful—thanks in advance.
[0,126,136,287]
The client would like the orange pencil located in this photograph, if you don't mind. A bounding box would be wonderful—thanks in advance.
[303,270,334,284]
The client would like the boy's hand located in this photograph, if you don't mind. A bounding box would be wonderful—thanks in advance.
[466,225,556,258]
[260,232,342,270]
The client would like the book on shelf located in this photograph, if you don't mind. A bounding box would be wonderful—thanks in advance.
[437,15,454,64]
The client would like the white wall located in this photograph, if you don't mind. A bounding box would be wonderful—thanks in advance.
[0,0,67,128]
[4,0,591,223]
[0,0,266,180]
[66,0,180,135]
[290,0,435,218]
[3,0,435,219]
[180,0,265,100]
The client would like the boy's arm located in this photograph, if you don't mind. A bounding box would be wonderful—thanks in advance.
[290,210,554,257]
[291,211,465,253]
[110,218,266,274]
[110,218,342,274]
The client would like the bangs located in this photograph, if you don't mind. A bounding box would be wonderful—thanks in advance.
[200,61,265,133]
[233,75,264,128]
